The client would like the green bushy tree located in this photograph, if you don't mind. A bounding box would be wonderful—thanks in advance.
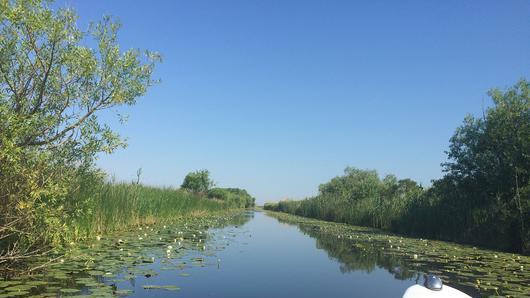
[437,79,530,252]
[181,170,214,195]
[0,0,159,268]
[267,80,529,254]
[208,187,255,208]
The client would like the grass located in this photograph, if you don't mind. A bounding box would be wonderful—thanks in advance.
[65,182,231,241]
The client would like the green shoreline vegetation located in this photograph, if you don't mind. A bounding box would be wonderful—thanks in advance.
[0,211,252,297]
[64,180,250,241]
[0,1,528,297]
[265,81,530,255]
[0,0,254,275]
[265,211,530,297]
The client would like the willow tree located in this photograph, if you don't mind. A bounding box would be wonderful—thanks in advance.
[0,0,159,268]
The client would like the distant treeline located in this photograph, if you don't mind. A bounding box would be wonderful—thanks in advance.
[266,80,530,254]
[208,188,256,208]
[180,169,256,208]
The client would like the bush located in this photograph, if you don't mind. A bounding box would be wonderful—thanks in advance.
[208,188,255,208]
[181,170,214,195]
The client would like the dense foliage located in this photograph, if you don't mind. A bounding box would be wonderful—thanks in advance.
[264,168,423,230]
[0,0,160,268]
[181,170,256,208]
[181,169,214,195]
[0,0,252,273]
[208,187,256,208]
[65,181,231,241]
[266,80,530,254]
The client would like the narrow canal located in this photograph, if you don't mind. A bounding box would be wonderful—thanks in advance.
[3,210,529,297]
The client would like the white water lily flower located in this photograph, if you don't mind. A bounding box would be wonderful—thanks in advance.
[96,235,101,241]
[413,254,418,259]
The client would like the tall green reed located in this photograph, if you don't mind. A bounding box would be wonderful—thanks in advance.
[65,182,229,241]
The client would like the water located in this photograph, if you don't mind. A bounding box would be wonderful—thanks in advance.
[114,211,416,298]
[3,211,529,297]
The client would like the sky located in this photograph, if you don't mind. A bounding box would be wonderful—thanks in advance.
[63,0,530,204]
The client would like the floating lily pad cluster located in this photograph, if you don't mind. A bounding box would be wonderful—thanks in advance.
[267,211,530,298]
[0,211,252,297]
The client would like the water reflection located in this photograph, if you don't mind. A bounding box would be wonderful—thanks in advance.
[3,211,528,298]
[272,214,483,296]
[0,212,253,297]
[281,216,418,278]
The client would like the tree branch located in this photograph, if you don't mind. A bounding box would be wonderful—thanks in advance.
[30,39,57,115]
[23,90,114,147]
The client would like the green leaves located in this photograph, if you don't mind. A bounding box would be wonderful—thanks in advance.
[266,80,530,254]
[439,79,530,253]
[208,187,255,208]
[181,170,215,195]
[0,0,159,271]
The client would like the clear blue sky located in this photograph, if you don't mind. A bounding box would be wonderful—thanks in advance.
[65,0,529,204]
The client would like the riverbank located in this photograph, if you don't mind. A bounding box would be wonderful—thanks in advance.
[265,210,530,298]
[64,182,232,241]
[0,210,252,297]
[264,82,530,255]
[1,179,253,275]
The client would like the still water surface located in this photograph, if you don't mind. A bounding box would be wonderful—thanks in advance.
[116,211,417,298]
[14,210,527,297]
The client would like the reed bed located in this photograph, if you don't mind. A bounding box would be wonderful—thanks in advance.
[65,182,229,241]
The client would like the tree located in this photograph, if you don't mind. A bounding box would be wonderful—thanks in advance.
[0,0,159,267]
[440,79,530,252]
[181,170,214,195]
[208,187,256,208]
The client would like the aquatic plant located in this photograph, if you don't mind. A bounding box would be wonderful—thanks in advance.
[267,211,530,298]
[0,211,251,297]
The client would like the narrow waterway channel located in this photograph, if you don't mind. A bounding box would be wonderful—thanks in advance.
[2,210,529,297]
[124,210,413,298]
